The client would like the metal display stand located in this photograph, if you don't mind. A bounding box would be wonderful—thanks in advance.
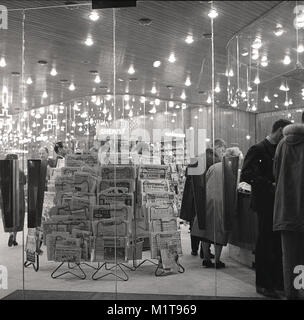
[24,253,40,272]
[155,256,185,277]
[92,262,129,281]
[51,262,86,280]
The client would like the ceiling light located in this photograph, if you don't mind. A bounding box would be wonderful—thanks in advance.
[254,74,260,85]
[298,44,304,53]
[155,98,160,106]
[283,55,291,65]
[208,8,218,19]
[26,77,33,85]
[274,24,284,36]
[252,38,262,49]
[69,82,75,91]
[42,91,48,98]
[185,76,191,86]
[0,57,6,67]
[284,100,289,107]
[94,74,101,83]
[185,35,194,44]
[85,36,94,46]
[153,60,161,68]
[50,67,57,76]
[228,69,234,77]
[128,65,135,74]
[151,85,157,94]
[168,53,176,63]
[215,83,221,93]
[149,106,156,114]
[261,61,268,67]
[206,95,212,104]
[89,11,99,21]
[180,91,186,100]
[241,49,249,56]
[140,96,146,103]
[124,94,130,101]
[169,101,174,108]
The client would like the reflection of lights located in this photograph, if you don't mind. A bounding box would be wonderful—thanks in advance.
[94,75,101,83]
[42,91,48,98]
[155,98,160,106]
[283,55,291,65]
[149,106,156,114]
[185,76,191,86]
[263,96,271,103]
[252,105,257,111]
[85,36,94,46]
[153,61,161,68]
[0,57,6,67]
[26,77,33,85]
[169,101,174,108]
[140,96,146,103]
[69,82,75,91]
[128,110,133,118]
[168,53,176,63]
[207,95,212,104]
[275,104,279,109]
[246,135,251,140]
[180,91,186,100]
[128,65,135,74]
[274,93,279,98]
[89,11,99,21]
[185,35,194,44]
[151,85,157,94]
[214,83,221,93]
[254,74,260,85]
[298,44,304,53]
[124,94,130,101]
[252,38,262,49]
[50,67,57,76]
[274,24,284,36]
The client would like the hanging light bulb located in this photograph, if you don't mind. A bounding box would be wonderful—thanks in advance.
[275,104,279,109]
[246,135,251,140]
[85,36,94,46]
[182,103,187,110]
[168,53,176,63]
[42,91,48,98]
[155,98,160,106]
[102,106,107,114]
[252,37,262,49]
[0,57,6,67]
[185,76,191,86]
[108,113,112,121]
[208,8,218,19]
[297,44,304,53]
[180,91,186,100]
[289,98,293,105]
[69,82,75,91]
[89,11,100,21]
[279,83,286,91]
[128,109,133,118]
[125,103,130,110]
[140,96,146,103]
[50,67,57,76]
[215,83,221,93]
[106,94,112,101]
[94,74,101,83]
[26,77,33,85]
[151,85,157,94]
[231,101,238,108]
[169,101,174,108]
[206,95,212,104]
[124,94,130,101]
[149,106,156,114]
[274,24,284,36]
[185,35,194,44]
[284,100,289,107]
[251,105,257,112]
[254,73,260,85]
[228,69,234,77]
[283,55,291,65]
[241,91,246,98]
[128,65,135,74]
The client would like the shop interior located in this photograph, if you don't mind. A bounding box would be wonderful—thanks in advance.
[0,0,302,299]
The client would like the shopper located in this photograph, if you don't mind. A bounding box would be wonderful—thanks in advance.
[54,141,68,167]
[241,119,291,298]
[4,154,26,247]
[196,147,242,268]
[273,114,304,300]
[181,139,226,259]
[39,146,56,168]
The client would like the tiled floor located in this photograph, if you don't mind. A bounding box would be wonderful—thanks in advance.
[0,217,263,300]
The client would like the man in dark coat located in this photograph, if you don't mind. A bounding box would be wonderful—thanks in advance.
[180,139,225,258]
[273,115,304,299]
[240,119,291,298]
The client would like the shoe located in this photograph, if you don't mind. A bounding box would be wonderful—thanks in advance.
[191,251,198,256]
[8,234,14,247]
[256,287,280,299]
[199,250,215,259]
[202,259,215,268]
[13,240,18,246]
[215,260,226,269]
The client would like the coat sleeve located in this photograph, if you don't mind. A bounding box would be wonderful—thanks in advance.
[273,139,284,183]
[240,145,272,190]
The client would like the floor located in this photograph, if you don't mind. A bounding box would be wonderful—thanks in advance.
[0,217,264,300]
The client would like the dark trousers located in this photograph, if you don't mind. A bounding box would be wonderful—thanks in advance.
[255,207,284,290]
[190,219,201,253]
[281,231,304,299]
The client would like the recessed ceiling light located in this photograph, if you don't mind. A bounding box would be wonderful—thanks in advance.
[153,60,161,68]
[85,36,94,46]
[168,53,176,63]
[89,11,99,21]
[138,18,152,26]
[185,35,194,44]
